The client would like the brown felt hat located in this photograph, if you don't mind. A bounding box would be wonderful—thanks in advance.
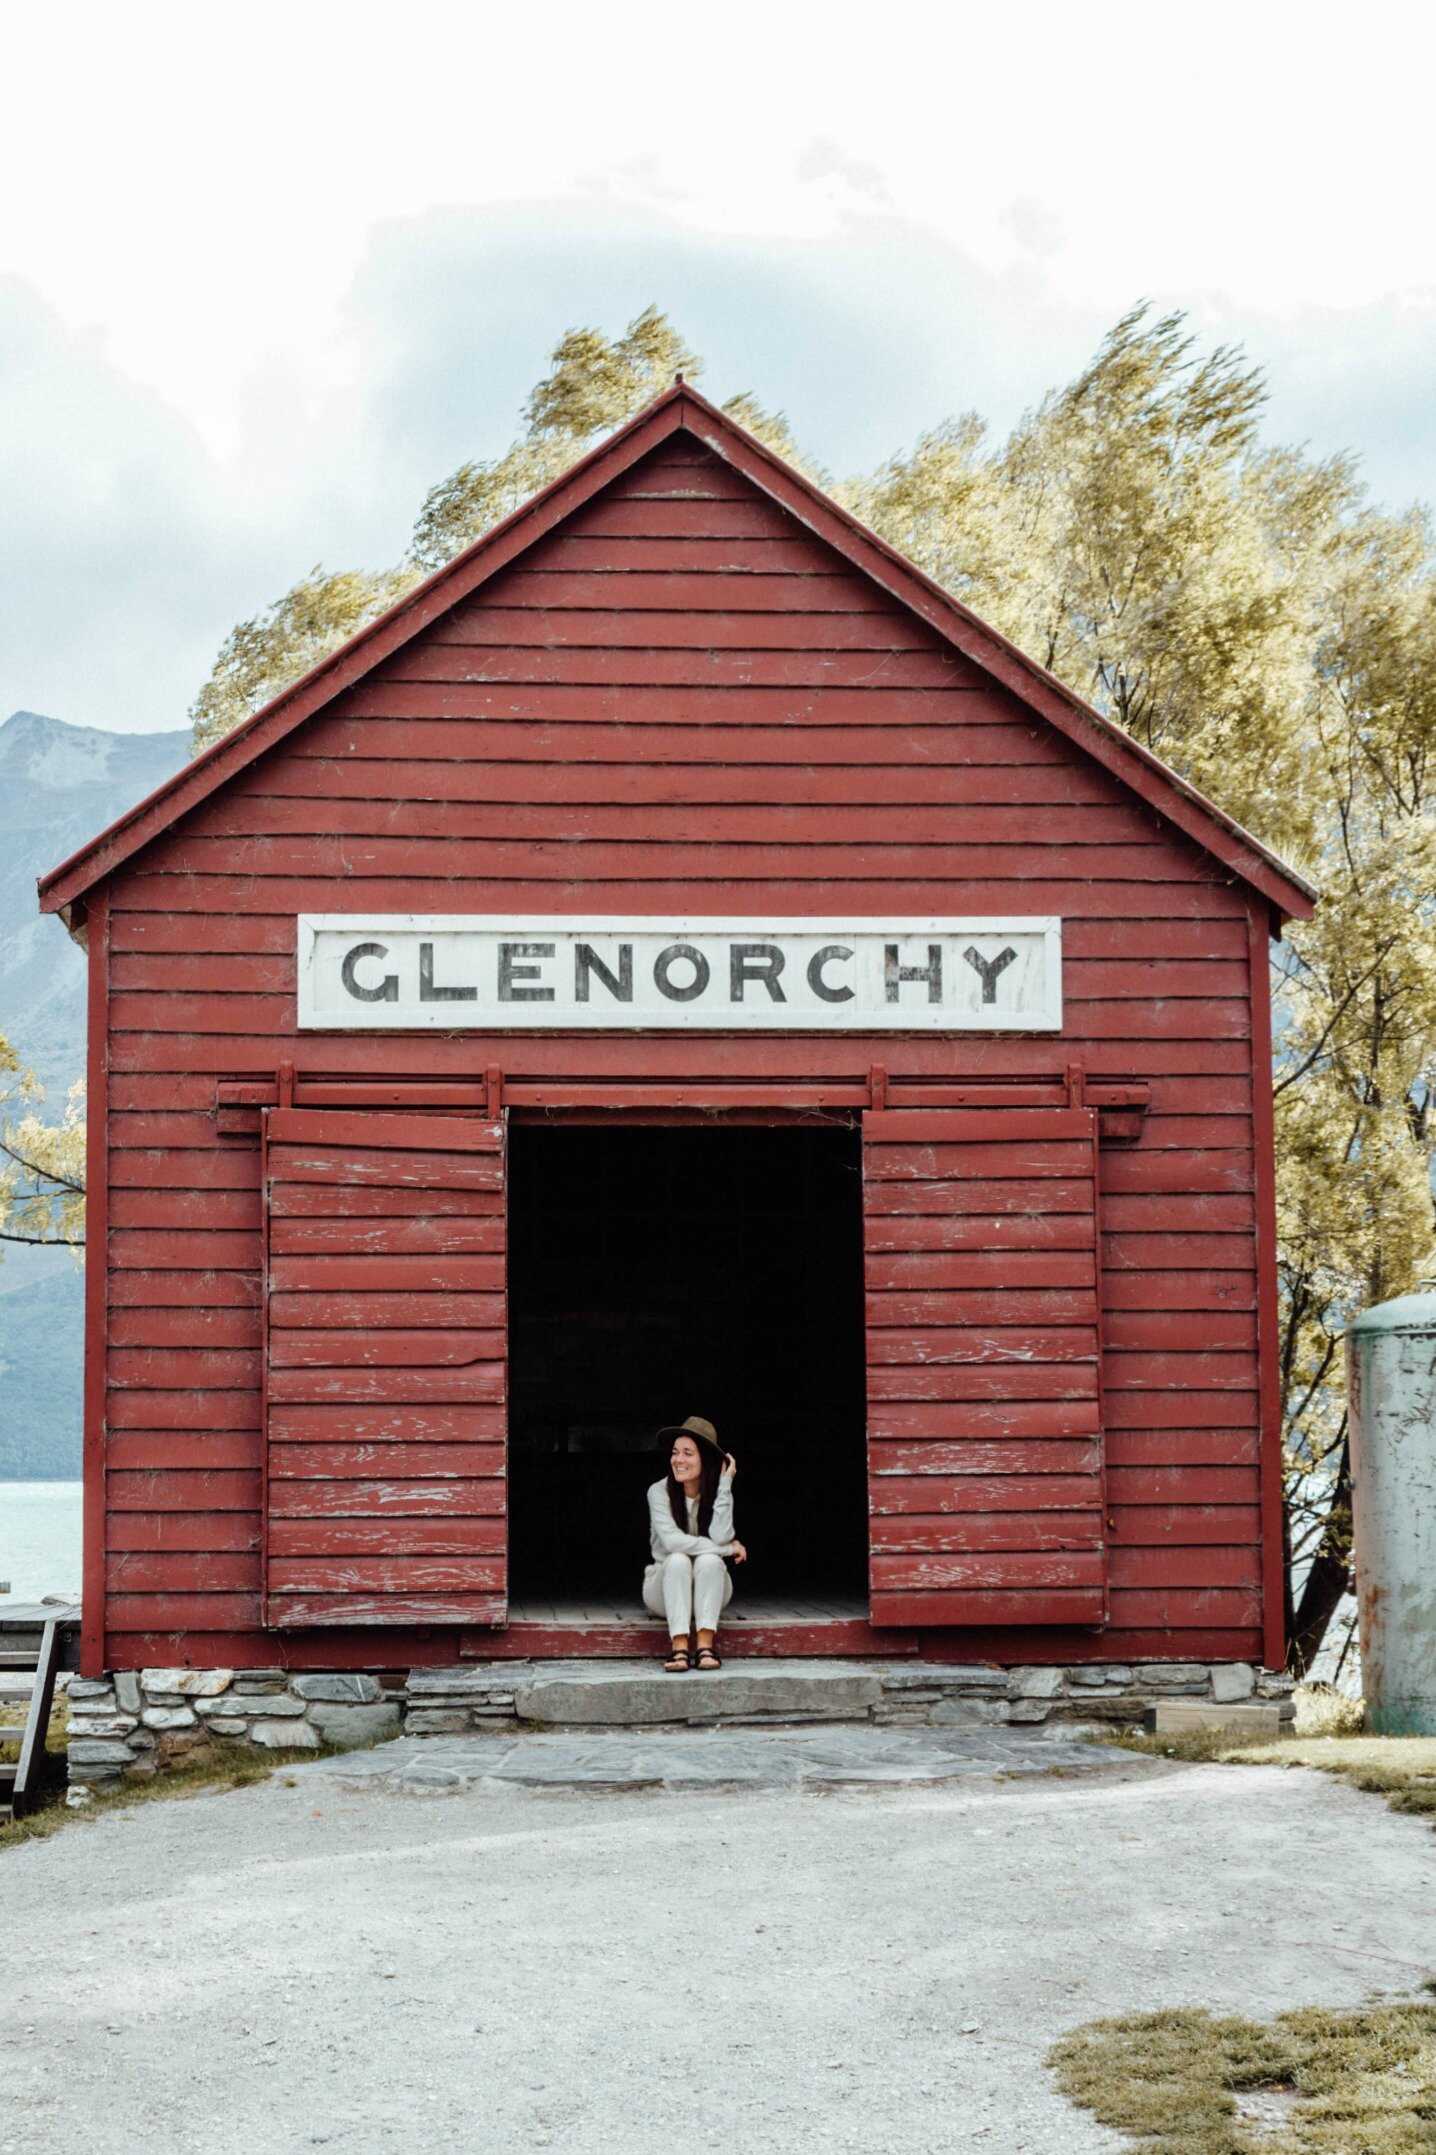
[657,1414,722,1456]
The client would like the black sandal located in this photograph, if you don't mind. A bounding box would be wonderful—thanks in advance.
[664,1648,691,1674]
[695,1646,721,1671]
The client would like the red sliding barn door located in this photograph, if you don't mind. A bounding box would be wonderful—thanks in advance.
[864,1108,1107,1628]
[261,1109,507,1628]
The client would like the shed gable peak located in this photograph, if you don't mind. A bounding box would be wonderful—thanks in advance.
[39,381,1314,924]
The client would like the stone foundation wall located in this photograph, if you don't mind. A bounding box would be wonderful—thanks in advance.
[64,1670,402,1802]
[65,1659,1295,1799]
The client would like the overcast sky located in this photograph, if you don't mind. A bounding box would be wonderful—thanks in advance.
[3,0,1434,734]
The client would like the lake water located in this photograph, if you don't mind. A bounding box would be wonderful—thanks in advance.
[0,1482,82,1602]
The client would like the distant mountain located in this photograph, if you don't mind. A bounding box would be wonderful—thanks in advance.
[0,710,189,1475]
[1,710,190,1096]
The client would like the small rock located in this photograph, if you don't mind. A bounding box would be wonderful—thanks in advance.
[67,1738,137,1767]
[141,1705,196,1730]
[114,1672,141,1716]
[1009,1668,1063,1700]
[200,1691,305,1718]
[154,1731,211,1763]
[292,1673,381,1704]
[70,1767,125,1792]
[882,1664,999,1694]
[1211,1663,1256,1704]
[405,1667,513,1700]
[67,1714,139,1739]
[250,1719,320,1750]
[304,1701,401,1748]
[139,1668,233,1698]
[64,1785,94,1808]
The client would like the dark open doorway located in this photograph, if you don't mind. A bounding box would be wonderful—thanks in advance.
[506,1121,869,1609]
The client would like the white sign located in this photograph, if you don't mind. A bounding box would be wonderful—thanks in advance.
[297,916,1063,1032]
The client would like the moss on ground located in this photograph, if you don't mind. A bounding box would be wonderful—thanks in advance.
[1100,1725,1253,1766]
[1050,2003,1436,2152]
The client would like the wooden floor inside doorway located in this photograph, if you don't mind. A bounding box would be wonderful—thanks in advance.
[465,1595,917,1661]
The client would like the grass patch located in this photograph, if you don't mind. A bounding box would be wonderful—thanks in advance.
[0,1694,71,1755]
[1234,1739,1436,1823]
[1099,1726,1244,1766]
[1094,1724,1436,1830]
[0,1737,330,1853]
[1050,2003,1436,2152]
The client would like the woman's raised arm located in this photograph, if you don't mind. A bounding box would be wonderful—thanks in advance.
[708,1471,735,1549]
[647,1479,732,1559]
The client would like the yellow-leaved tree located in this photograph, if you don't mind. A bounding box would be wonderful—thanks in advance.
[0,1037,86,1251]
[190,564,418,756]
[409,307,806,571]
[844,308,1436,1670]
[180,304,1436,1671]
[189,307,802,757]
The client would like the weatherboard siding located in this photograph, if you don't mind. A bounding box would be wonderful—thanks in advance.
[97,436,1265,1667]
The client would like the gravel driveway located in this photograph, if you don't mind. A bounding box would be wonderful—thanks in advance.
[3,1734,1435,2154]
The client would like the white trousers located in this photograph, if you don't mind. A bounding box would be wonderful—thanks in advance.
[643,1551,733,1637]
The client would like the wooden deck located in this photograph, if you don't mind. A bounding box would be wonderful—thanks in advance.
[464,1594,918,1660]
[508,1594,867,1626]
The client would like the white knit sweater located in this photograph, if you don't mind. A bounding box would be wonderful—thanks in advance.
[646,1470,736,1566]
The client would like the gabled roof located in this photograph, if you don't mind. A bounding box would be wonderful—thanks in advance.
[39,380,1316,926]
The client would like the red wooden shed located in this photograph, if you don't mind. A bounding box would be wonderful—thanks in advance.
[40,382,1315,1685]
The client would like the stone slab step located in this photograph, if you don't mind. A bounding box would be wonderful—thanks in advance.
[513,1660,889,1727]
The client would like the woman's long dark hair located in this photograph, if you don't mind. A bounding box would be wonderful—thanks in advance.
[666,1435,722,1538]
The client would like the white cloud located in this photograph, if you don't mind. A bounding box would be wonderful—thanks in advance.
[1001,198,1067,262]
[0,4,1433,732]
[4,1,1433,446]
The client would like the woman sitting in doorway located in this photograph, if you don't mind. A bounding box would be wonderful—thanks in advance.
[644,1415,747,1673]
